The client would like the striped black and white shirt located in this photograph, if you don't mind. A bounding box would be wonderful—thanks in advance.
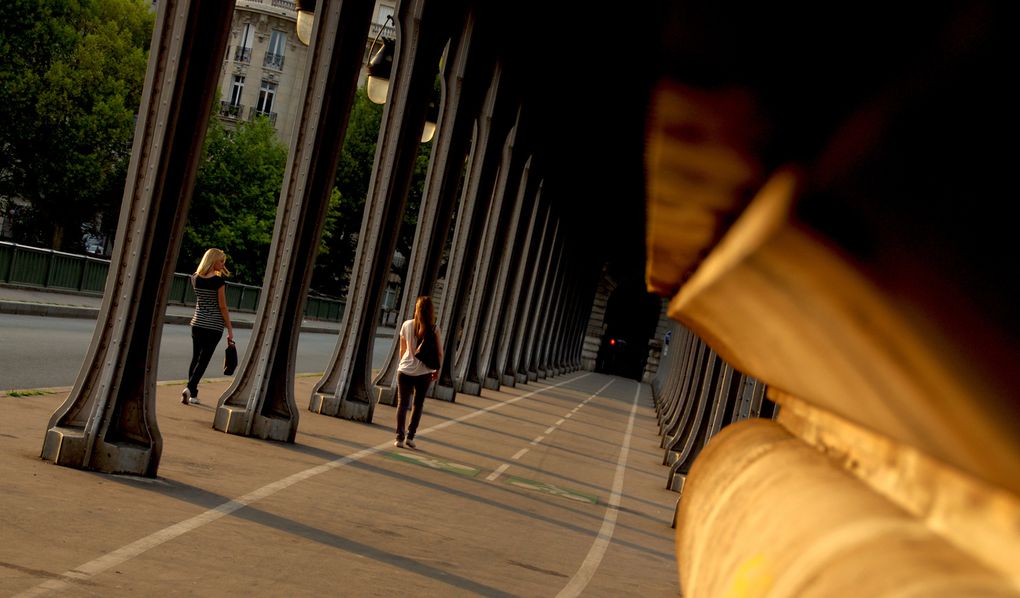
[190,274,226,331]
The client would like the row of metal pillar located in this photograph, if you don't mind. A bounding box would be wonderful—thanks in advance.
[648,322,775,525]
[40,0,601,477]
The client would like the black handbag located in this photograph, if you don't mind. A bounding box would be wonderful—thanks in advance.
[415,329,440,370]
[223,339,238,375]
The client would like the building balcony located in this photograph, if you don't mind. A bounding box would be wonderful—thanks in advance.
[235,0,296,19]
[370,22,396,39]
[233,46,252,64]
[219,101,245,120]
[249,108,278,125]
[264,52,285,70]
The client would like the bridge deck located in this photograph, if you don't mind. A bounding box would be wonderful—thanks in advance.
[1,373,678,597]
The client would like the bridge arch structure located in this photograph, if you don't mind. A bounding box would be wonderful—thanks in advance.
[39,1,1019,595]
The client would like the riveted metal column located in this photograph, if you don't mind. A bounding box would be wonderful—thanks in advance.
[40,0,235,476]
[525,226,565,380]
[551,268,589,373]
[505,201,552,385]
[535,244,571,378]
[537,252,569,376]
[454,114,531,396]
[517,216,560,382]
[474,157,539,391]
[213,0,375,440]
[430,64,518,401]
[493,180,543,387]
[372,6,492,406]
[308,0,456,422]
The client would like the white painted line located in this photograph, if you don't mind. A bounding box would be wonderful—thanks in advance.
[530,436,545,445]
[557,381,641,598]
[544,426,556,435]
[486,463,511,482]
[15,373,592,598]
[564,413,573,419]
[511,448,528,460]
[556,418,565,425]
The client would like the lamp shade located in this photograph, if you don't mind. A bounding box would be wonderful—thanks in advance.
[294,0,316,46]
[366,37,395,104]
[421,92,440,143]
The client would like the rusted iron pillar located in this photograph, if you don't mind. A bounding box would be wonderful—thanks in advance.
[490,178,544,388]
[429,64,518,401]
[309,0,459,422]
[40,0,235,476]
[213,0,375,440]
[372,6,491,407]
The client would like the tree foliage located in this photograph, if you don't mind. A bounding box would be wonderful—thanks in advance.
[180,116,287,286]
[0,0,154,250]
[311,87,430,297]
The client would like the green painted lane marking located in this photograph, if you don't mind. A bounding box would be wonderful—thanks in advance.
[504,476,599,504]
[386,452,481,477]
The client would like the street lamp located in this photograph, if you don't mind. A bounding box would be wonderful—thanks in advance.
[366,16,396,104]
[294,0,315,46]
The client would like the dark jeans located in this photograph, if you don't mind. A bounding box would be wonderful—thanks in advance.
[396,372,432,441]
[187,326,223,397]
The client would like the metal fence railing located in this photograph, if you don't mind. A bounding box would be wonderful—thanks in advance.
[0,241,344,321]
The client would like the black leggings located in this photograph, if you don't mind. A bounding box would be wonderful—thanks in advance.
[395,372,432,441]
[187,326,223,397]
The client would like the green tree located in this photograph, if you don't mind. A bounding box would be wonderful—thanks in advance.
[181,116,287,285]
[311,87,431,297]
[0,0,154,250]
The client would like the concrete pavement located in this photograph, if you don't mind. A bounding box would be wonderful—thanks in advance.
[0,373,680,597]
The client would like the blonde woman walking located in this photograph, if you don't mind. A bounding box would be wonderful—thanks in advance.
[394,296,443,448]
[182,248,234,405]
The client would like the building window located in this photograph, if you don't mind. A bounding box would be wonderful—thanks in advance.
[254,80,278,124]
[234,23,253,63]
[264,30,286,70]
[230,75,245,106]
[219,75,245,119]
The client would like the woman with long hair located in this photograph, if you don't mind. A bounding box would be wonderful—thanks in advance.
[394,296,443,448]
[181,248,234,405]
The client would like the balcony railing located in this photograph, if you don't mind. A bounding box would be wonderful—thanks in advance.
[263,52,285,70]
[219,101,245,120]
[249,108,278,125]
[233,46,252,63]
[370,22,396,39]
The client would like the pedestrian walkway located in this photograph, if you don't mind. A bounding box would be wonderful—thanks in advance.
[0,373,679,597]
[0,284,392,337]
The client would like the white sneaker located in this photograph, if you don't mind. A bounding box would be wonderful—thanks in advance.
[405,438,416,449]
[181,388,191,405]
[189,396,201,405]
[394,439,404,448]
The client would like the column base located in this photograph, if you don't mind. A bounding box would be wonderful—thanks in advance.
[482,377,500,391]
[251,414,297,443]
[501,374,516,387]
[431,383,457,402]
[214,404,250,435]
[461,380,482,396]
[527,371,538,382]
[335,397,374,423]
[376,384,398,406]
[515,373,529,384]
[42,426,157,477]
[308,392,341,417]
